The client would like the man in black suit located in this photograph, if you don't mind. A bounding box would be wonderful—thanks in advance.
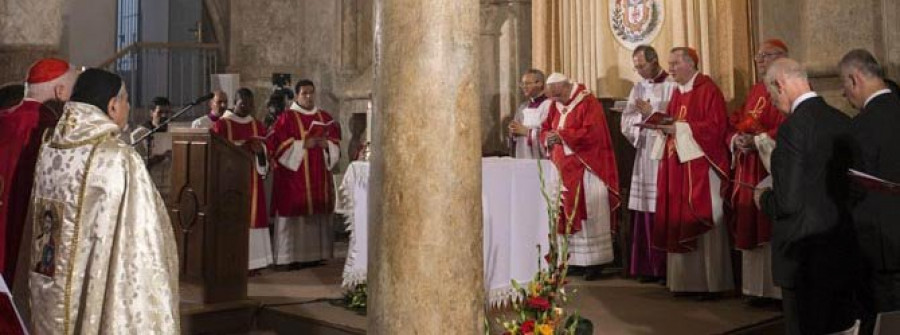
[840,49,900,334]
[754,58,858,335]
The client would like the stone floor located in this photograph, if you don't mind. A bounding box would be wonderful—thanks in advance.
[236,252,783,334]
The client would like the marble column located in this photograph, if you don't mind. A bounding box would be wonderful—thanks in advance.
[0,0,64,84]
[369,0,483,333]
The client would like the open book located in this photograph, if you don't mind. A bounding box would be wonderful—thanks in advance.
[635,112,674,128]
[849,169,900,194]
[307,120,335,138]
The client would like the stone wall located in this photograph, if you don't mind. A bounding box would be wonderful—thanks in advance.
[755,0,900,115]
[0,0,64,84]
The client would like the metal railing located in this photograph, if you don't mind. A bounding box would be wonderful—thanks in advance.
[99,42,221,124]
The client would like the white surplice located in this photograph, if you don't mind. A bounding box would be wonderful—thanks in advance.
[512,98,552,159]
[620,74,675,212]
[274,215,334,264]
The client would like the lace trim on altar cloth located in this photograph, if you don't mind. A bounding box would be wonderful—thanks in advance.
[337,164,368,288]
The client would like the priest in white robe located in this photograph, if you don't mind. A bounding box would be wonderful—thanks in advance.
[509,69,552,159]
[620,45,675,282]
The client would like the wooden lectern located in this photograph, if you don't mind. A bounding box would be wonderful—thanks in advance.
[168,128,252,304]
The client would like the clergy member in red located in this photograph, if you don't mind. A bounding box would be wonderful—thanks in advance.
[728,39,788,304]
[212,88,272,272]
[0,58,76,285]
[268,79,341,268]
[650,47,734,296]
[541,73,620,281]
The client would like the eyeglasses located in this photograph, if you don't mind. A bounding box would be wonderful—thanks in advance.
[754,51,784,60]
[519,81,542,88]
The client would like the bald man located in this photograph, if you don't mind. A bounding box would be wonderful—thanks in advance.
[192,89,228,128]
[756,58,857,335]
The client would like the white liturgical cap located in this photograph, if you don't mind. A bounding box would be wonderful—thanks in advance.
[546,72,569,84]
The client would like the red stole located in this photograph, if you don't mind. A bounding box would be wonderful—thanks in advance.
[727,82,785,249]
[211,117,269,228]
[540,84,620,234]
[652,74,729,253]
[0,100,59,283]
[268,108,341,216]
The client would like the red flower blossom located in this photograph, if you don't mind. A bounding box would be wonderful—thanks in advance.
[521,320,536,333]
[526,296,551,311]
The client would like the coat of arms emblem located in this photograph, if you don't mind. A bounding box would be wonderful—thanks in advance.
[610,0,664,50]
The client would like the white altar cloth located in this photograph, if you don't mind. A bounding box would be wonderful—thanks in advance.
[336,157,559,306]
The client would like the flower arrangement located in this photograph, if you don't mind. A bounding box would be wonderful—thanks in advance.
[495,162,591,335]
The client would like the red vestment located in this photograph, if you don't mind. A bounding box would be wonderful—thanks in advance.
[727,82,785,250]
[0,99,59,283]
[268,107,341,217]
[652,74,730,253]
[211,116,269,228]
[540,84,620,234]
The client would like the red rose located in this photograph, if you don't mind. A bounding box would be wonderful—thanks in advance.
[521,320,536,333]
[526,296,551,311]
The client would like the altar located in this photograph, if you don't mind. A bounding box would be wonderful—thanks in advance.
[336,157,560,305]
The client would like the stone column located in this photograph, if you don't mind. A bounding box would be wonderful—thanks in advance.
[0,0,64,84]
[369,0,483,333]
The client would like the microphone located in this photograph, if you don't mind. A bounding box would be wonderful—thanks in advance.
[191,93,215,106]
[131,92,215,147]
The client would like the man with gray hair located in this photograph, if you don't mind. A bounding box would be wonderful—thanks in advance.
[0,58,77,286]
[755,57,857,335]
[509,68,551,159]
[621,44,674,283]
[840,48,900,334]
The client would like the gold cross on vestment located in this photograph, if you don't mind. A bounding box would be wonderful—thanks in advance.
[747,97,766,118]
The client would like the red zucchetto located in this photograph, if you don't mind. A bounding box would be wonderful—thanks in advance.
[26,58,70,84]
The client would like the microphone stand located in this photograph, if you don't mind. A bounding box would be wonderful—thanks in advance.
[132,96,211,146]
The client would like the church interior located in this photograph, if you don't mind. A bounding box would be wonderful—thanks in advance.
[2,0,900,334]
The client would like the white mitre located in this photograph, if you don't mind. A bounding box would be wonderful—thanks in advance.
[546,72,569,85]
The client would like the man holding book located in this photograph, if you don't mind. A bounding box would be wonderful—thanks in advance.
[212,88,272,273]
[650,47,733,298]
[268,79,341,268]
[840,49,900,334]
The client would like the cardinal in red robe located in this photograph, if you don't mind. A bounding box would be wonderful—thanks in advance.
[0,58,74,285]
[650,48,734,294]
[540,73,620,281]
[267,80,341,266]
[212,88,273,271]
[728,39,789,301]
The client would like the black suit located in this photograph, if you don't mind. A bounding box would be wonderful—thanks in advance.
[761,96,857,335]
[851,91,900,334]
